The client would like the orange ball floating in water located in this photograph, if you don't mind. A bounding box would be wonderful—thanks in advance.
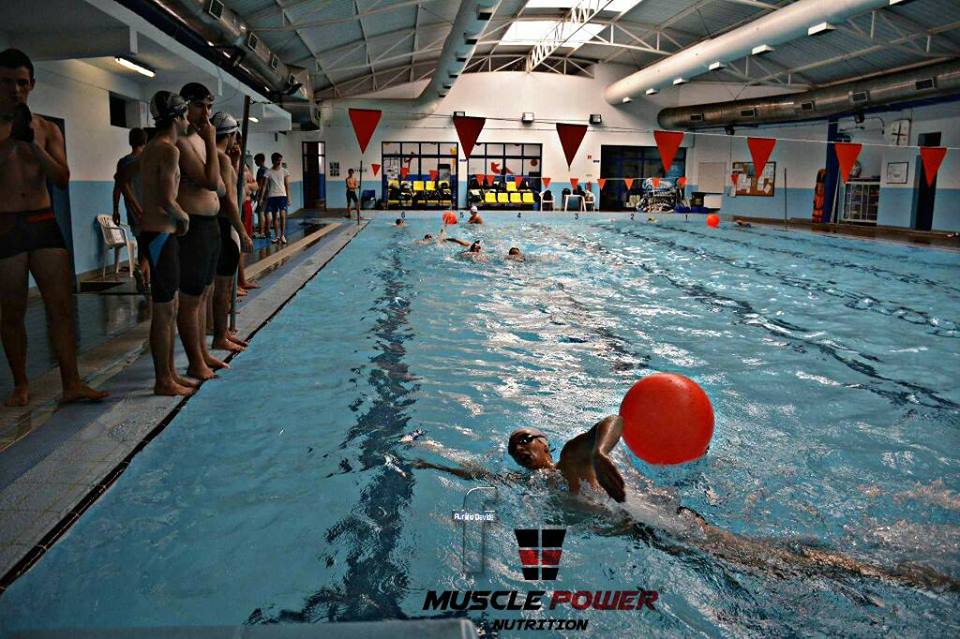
[619,373,714,465]
[442,211,457,225]
[706,214,720,228]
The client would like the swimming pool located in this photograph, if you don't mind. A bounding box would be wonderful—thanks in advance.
[1,212,958,637]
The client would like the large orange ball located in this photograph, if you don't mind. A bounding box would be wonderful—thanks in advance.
[619,373,714,465]
[706,214,720,228]
[442,211,457,225]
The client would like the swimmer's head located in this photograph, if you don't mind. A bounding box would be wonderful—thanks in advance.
[508,247,521,256]
[508,428,552,470]
[423,234,433,240]
[395,219,404,226]
[470,205,478,215]
[469,240,481,253]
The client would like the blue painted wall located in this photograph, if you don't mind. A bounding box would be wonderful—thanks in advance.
[932,188,960,231]
[68,181,116,277]
[876,188,915,228]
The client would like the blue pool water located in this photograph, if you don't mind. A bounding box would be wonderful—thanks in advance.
[1,213,958,637]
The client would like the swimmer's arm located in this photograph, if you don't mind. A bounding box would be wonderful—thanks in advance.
[31,118,70,189]
[112,162,123,223]
[118,161,143,224]
[217,155,252,250]
[445,238,471,247]
[583,415,626,502]
[158,146,190,231]
[410,459,495,481]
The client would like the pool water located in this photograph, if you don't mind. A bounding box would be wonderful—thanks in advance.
[1,213,958,638]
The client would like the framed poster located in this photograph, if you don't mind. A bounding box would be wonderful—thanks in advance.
[329,161,340,177]
[885,161,909,185]
[731,161,776,197]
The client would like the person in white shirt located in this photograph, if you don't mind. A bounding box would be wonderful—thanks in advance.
[257,152,290,244]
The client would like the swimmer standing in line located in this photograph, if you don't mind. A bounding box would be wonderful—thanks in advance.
[411,416,958,591]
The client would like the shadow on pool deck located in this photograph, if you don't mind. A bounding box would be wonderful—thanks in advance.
[0,219,365,590]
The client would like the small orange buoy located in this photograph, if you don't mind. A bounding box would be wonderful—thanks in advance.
[706,214,720,228]
[619,373,715,465]
[442,211,457,225]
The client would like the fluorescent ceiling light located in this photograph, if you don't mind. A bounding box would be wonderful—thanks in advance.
[751,44,774,55]
[248,116,259,123]
[672,77,687,85]
[114,56,155,78]
[621,96,632,103]
[524,0,643,12]
[708,61,725,71]
[500,20,605,49]
[645,88,658,95]
[807,22,835,36]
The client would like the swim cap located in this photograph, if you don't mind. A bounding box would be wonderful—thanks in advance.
[211,111,239,136]
[470,205,478,213]
[180,82,214,103]
[149,91,187,123]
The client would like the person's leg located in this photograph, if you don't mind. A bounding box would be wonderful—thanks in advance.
[167,296,197,389]
[151,299,192,396]
[280,206,287,242]
[176,292,215,380]
[29,248,108,403]
[0,253,30,406]
[198,283,228,370]
[212,274,241,352]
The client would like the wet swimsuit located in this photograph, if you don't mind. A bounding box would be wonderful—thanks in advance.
[177,214,220,297]
[216,216,240,277]
[0,208,66,259]
[140,231,179,304]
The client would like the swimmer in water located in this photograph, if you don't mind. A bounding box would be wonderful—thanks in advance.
[395,218,405,227]
[506,246,524,262]
[735,219,752,228]
[411,416,959,591]
[467,205,483,225]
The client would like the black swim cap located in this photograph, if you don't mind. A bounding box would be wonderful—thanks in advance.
[180,82,214,103]
[150,91,187,124]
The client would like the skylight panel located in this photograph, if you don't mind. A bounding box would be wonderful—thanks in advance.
[501,20,605,49]
[523,0,643,13]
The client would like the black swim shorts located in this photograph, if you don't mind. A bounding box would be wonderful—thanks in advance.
[0,208,67,260]
[346,189,359,204]
[141,231,179,304]
[216,216,240,278]
[177,214,220,297]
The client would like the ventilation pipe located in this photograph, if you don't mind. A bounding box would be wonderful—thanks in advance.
[605,0,891,105]
[317,0,502,121]
[657,60,960,129]
[147,0,311,100]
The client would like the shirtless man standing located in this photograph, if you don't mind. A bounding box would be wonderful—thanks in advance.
[176,82,226,380]
[0,49,107,406]
[210,112,252,354]
[345,168,360,219]
[138,91,196,396]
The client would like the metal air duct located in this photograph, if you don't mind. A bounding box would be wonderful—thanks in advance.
[657,60,960,129]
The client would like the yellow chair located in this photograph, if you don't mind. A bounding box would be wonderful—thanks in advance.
[509,192,522,205]
[497,192,509,205]
[425,181,436,191]
[522,192,535,205]
[484,191,498,207]
[388,179,399,189]
[506,181,518,192]
[413,181,425,192]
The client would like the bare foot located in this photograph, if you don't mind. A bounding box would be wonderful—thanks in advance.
[227,332,249,348]
[187,366,218,381]
[174,375,200,388]
[154,381,196,397]
[240,280,260,289]
[4,385,29,407]
[61,383,110,404]
[237,288,248,297]
[205,356,230,370]
[212,338,244,353]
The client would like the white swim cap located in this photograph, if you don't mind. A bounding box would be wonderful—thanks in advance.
[470,205,478,213]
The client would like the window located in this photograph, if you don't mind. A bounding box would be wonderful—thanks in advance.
[381,140,459,208]
[109,93,128,128]
[467,142,543,192]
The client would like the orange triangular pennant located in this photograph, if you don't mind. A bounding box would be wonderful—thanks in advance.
[919,146,947,187]
[834,143,863,183]
[347,108,382,154]
[654,130,684,174]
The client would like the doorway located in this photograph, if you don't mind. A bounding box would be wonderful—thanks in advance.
[301,141,325,210]
[599,145,686,210]
[914,131,940,231]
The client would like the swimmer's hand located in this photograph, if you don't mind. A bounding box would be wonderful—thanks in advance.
[11,104,34,143]
[594,452,626,503]
[168,207,190,236]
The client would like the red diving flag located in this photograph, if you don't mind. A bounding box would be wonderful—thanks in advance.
[834,143,863,183]
[677,176,687,188]
[371,163,380,176]
[623,178,634,191]
[652,177,661,188]
[570,178,579,189]
[598,178,607,190]
[542,177,551,188]
[474,173,484,187]
[556,123,589,169]
[347,108,382,154]
[429,169,439,181]
[747,137,776,177]
[654,130,684,174]
[920,146,947,187]
[453,115,486,159]
[400,166,409,179]
[514,175,523,187]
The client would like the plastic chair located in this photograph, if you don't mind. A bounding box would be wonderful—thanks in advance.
[496,192,509,205]
[506,181,518,192]
[522,192,535,206]
[96,214,135,279]
[413,180,424,192]
[509,192,522,205]
[484,191,498,207]
[541,190,554,211]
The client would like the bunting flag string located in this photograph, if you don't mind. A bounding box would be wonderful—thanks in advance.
[623,178,634,191]
[570,177,579,189]
[919,146,948,187]
[654,130,684,174]
[371,163,380,176]
[747,137,776,177]
[598,178,607,190]
[453,115,486,159]
[556,123,589,169]
[542,177,552,188]
[834,143,863,183]
[514,175,524,187]
[347,108,382,154]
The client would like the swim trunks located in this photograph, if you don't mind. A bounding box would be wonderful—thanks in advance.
[242,199,254,237]
[346,189,359,205]
[265,196,288,214]
[216,216,240,278]
[140,231,179,304]
[177,214,220,296]
[0,208,66,259]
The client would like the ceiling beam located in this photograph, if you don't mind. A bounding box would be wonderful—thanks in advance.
[256,0,441,32]
[526,0,616,71]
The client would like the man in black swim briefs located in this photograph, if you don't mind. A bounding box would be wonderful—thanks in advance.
[0,48,108,406]
[138,91,196,397]
[176,82,227,381]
